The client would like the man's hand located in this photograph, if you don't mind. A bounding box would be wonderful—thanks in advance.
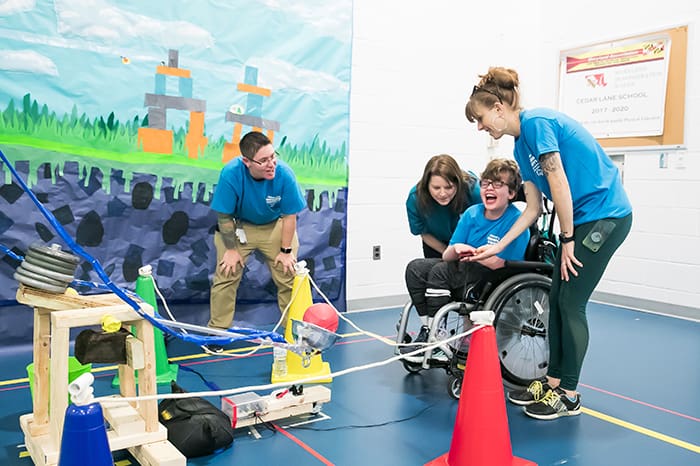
[219,249,245,276]
[275,252,296,275]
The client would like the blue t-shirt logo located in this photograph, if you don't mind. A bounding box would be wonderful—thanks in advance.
[528,153,544,176]
[266,195,281,209]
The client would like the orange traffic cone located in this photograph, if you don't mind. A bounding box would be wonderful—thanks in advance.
[426,311,537,466]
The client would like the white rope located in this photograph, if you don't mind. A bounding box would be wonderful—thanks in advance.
[95,324,484,405]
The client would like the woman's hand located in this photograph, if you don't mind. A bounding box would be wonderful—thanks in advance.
[560,241,583,281]
[456,245,477,262]
[468,242,504,262]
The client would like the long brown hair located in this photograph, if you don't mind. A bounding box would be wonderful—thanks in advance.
[415,154,475,215]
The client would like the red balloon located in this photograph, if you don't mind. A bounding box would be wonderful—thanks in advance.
[303,303,339,333]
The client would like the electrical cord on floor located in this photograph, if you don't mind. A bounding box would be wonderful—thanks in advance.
[292,403,436,431]
[252,413,279,437]
[177,364,222,391]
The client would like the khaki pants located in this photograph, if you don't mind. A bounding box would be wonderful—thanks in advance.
[208,218,299,329]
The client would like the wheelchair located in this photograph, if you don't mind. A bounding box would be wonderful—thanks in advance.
[395,199,557,399]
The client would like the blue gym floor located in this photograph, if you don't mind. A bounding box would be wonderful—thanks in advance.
[0,302,698,466]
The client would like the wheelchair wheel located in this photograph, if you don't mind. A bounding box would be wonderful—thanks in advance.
[447,374,461,399]
[483,273,551,387]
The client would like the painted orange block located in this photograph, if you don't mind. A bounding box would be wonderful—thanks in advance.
[266,130,275,143]
[222,123,243,163]
[138,127,173,154]
[185,112,208,159]
[156,66,192,78]
[237,83,271,97]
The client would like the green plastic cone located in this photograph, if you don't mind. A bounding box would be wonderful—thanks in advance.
[112,266,178,387]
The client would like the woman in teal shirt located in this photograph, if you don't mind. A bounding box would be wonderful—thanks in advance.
[406,154,480,258]
[464,66,633,421]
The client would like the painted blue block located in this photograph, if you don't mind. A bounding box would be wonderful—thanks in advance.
[244,66,258,85]
[246,94,263,118]
[155,74,166,95]
[179,77,193,98]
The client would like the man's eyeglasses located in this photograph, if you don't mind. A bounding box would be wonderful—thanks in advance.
[248,151,278,166]
[471,85,502,103]
[480,179,507,189]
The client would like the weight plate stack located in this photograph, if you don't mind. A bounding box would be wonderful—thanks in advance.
[14,243,80,293]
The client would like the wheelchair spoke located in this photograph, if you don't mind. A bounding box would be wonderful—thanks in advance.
[491,274,551,384]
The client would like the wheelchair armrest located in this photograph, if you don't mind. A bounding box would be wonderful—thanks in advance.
[502,260,554,275]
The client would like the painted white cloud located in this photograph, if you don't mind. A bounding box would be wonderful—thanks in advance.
[0,0,35,15]
[54,0,214,48]
[258,0,351,43]
[0,49,58,75]
[249,57,348,93]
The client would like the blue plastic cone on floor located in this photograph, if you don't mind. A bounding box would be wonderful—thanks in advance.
[58,401,113,465]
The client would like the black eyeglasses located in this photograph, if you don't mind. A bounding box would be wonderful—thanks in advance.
[480,179,507,189]
[471,85,502,103]
[248,151,278,166]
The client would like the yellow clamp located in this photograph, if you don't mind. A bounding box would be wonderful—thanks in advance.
[101,315,122,333]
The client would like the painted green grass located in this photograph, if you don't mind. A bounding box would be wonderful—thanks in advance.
[0,94,348,189]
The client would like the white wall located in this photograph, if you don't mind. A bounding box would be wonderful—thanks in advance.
[347,0,700,316]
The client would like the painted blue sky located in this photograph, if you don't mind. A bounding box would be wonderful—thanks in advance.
[0,0,352,150]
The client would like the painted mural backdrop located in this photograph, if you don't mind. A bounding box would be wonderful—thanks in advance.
[0,0,351,325]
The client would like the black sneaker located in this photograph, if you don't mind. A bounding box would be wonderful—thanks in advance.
[400,326,430,355]
[507,379,552,406]
[201,344,224,354]
[524,386,581,420]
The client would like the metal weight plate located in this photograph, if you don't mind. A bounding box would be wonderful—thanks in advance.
[14,271,68,293]
[24,254,78,275]
[15,267,69,287]
[27,243,80,265]
[19,260,75,283]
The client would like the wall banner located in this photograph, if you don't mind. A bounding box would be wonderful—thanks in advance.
[558,35,671,139]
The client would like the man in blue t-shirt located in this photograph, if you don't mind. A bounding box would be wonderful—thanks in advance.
[403,159,529,352]
[206,131,306,352]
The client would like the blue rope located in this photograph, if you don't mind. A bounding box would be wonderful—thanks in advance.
[0,148,285,346]
[0,243,23,262]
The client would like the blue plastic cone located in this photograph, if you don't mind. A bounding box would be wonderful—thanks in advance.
[58,402,113,466]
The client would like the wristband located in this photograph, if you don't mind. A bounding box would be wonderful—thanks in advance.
[558,233,575,244]
[280,247,293,254]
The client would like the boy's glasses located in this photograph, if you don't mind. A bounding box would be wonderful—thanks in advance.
[480,179,506,189]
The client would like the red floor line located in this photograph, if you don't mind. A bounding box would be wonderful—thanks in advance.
[579,382,700,423]
[272,423,334,465]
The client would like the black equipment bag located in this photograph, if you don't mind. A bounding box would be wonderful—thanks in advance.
[158,382,234,458]
[74,328,132,364]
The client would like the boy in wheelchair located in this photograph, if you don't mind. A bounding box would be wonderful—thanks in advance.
[403,159,530,358]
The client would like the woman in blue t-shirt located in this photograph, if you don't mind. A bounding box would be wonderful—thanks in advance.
[406,154,480,258]
[465,66,633,421]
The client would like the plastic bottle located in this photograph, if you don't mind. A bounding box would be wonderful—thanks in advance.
[272,346,287,378]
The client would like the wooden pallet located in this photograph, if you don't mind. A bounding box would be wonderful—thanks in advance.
[16,285,185,466]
